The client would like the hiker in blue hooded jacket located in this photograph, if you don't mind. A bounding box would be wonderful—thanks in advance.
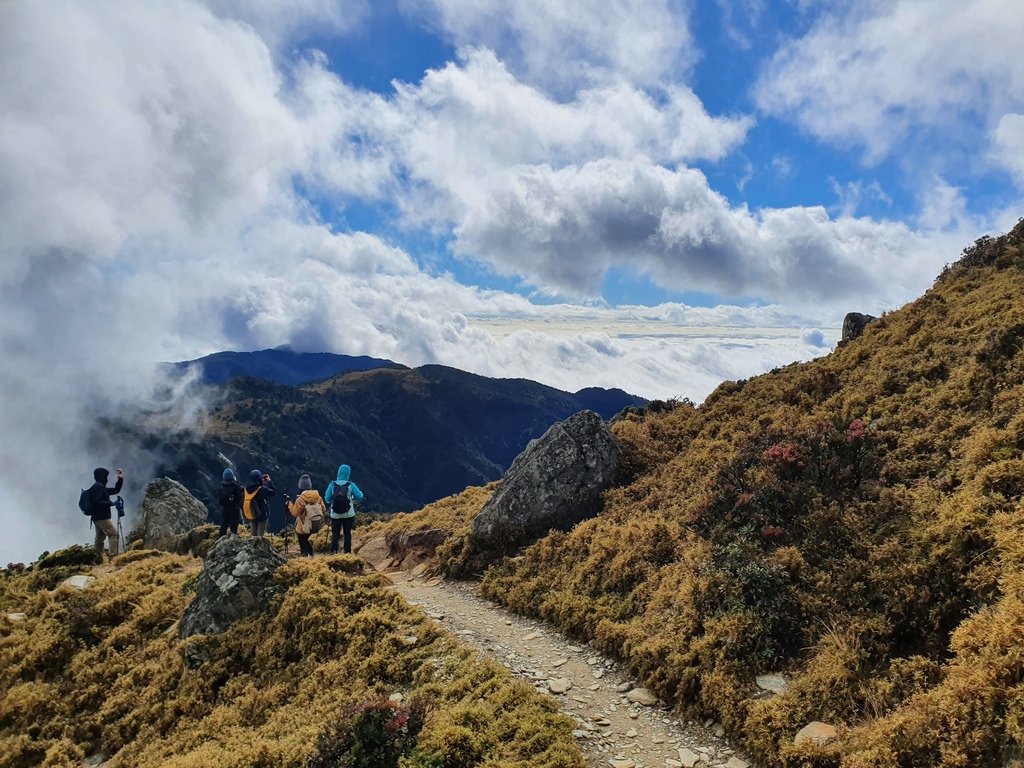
[324,464,364,554]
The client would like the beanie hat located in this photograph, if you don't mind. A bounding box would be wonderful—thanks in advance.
[223,468,236,482]
[298,474,312,491]
[94,467,109,482]
[250,469,263,484]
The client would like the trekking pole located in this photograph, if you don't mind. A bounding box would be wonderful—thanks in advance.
[115,496,126,552]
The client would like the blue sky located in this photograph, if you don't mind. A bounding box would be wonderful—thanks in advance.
[1,0,1023,561]
[271,0,1023,308]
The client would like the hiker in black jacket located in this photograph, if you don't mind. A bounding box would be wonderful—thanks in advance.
[88,467,124,558]
[218,468,244,537]
[242,469,276,538]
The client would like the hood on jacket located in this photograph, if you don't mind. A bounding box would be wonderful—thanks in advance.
[249,469,263,484]
[298,489,322,504]
[223,468,236,482]
[94,467,109,483]
[335,464,351,483]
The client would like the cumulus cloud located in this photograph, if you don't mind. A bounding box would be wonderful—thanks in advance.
[404,0,695,92]
[755,0,1024,167]
[0,0,995,564]
[992,113,1024,186]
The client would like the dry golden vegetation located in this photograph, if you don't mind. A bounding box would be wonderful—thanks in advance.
[0,550,583,768]
[393,223,1024,767]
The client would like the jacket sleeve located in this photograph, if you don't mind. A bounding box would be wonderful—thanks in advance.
[287,499,299,518]
[349,483,364,501]
[106,476,124,499]
[324,482,334,504]
[263,480,276,498]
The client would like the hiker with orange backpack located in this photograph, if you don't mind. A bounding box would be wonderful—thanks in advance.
[284,474,326,556]
[242,469,276,538]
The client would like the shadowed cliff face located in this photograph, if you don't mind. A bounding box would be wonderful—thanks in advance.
[116,363,646,527]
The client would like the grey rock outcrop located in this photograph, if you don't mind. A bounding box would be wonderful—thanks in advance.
[841,312,878,342]
[466,410,621,563]
[179,536,285,639]
[141,477,209,551]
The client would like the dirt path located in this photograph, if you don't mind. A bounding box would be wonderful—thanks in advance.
[392,576,757,768]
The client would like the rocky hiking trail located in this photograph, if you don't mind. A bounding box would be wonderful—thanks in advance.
[391,574,757,768]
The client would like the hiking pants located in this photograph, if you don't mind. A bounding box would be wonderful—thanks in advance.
[330,517,354,554]
[297,533,313,557]
[220,507,240,536]
[94,519,119,558]
[249,518,268,538]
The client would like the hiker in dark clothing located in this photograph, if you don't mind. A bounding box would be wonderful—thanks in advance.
[324,464,364,554]
[242,469,276,538]
[218,468,244,536]
[88,467,124,558]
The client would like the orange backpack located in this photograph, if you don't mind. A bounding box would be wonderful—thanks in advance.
[242,488,259,521]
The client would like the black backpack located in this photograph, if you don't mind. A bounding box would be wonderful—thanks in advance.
[78,488,92,516]
[218,482,240,509]
[332,482,351,514]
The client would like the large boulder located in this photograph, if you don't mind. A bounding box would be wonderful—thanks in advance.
[841,312,878,342]
[141,477,209,551]
[466,410,621,564]
[179,536,285,639]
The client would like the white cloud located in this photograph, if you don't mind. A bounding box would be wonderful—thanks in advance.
[755,0,1024,164]
[0,0,1001,564]
[992,113,1024,185]
[404,0,695,92]
[204,0,369,48]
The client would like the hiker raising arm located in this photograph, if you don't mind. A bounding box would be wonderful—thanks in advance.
[86,467,124,559]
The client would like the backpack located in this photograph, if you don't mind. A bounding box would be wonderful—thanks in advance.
[78,488,92,516]
[305,499,325,533]
[242,488,259,521]
[332,482,351,515]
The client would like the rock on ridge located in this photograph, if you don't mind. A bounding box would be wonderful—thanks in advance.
[142,477,209,551]
[466,410,621,565]
[841,312,878,342]
[179,536,285,639]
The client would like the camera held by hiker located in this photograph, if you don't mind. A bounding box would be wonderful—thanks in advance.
[285,474,326,557]
[324,464,364,554]
[79,467,124,559]
[242,469,275,538]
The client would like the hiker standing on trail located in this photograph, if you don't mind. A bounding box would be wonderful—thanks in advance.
[217,468,244,537]
[242,469,276,538]
[285,474,326,557]
[86,467,124,559]
[325,464,363,555]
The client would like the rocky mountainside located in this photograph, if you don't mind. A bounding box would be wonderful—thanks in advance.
[134,363,646,527]
[378,222,1024,767]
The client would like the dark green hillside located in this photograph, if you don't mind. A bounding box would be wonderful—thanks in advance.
[144,364,645,525]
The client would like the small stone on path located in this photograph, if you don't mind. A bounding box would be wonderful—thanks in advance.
[548,677,573,694]
[725,758,750,768]
[626,687,659,706]
[677,748,700,768]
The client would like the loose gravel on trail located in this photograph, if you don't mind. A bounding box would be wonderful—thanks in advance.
[393,576,758,768]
